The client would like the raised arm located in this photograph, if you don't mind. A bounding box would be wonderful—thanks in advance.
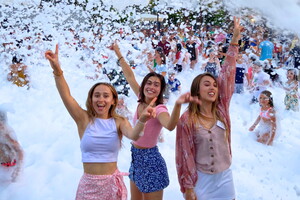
[158,92,196,131]
[119,97,157,140]
[112,43,140,97]
[218,17,240,110]
[45,44,87,125]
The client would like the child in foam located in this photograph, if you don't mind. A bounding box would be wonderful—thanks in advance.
[282,69,299,111]
[0,108,24,183]
[249,90,277,145]
[249,60,271,103]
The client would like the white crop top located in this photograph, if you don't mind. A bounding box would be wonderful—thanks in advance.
[80,118,120,163]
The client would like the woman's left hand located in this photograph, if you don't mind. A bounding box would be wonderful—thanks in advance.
[232,16,242,43]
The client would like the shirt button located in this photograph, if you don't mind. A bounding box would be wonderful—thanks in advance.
[211,155,214,157]
[208,130,212,134]
[211,169,214,172]
[210,146,214,150]
[209,139,213,142]
[211,162,214,165]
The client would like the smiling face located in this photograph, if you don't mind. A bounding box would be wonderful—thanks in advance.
[259,93,270,108]
[91,84,115,119]
[143,76,161,102]
[287,69,296,81]
[199,75,218,103]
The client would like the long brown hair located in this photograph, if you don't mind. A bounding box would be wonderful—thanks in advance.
[85,82,123,140]
[138,72,166,105]
[187,73,228,138]
[260,90,274,107]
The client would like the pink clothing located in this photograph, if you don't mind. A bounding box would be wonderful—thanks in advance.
[133,104,168,148]
[75,169,128,200]
[215,33,226,43]
[176,45,238,193]
[260,107,273,120]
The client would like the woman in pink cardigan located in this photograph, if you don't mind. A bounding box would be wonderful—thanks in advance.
[176,17,241,200]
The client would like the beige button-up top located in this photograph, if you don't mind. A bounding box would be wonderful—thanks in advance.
[176,45,238,193]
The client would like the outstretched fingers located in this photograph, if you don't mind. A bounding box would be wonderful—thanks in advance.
[190,95,202,106]
[45,44,59,61]
[147,97,157,118]
[148,97,157,107]
[234,16,240,28]
[55,43,59,55]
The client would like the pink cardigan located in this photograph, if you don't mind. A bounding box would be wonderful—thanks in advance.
[175,45,238,193]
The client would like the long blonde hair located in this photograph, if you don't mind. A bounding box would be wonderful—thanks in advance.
[85,82,124,140]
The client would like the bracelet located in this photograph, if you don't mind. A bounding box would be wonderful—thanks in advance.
[117,57,124,66]
[137,119,146,125]
[230,43,239,46]
[53,70,63,76]
[118,57,124,62]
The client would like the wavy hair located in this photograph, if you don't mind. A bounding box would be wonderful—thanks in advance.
[85,82,123,140]
[138,72,166,105]
[187,73,228,138]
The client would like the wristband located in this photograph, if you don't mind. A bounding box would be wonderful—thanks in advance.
[53,70,63,76]
[117,57,124,66]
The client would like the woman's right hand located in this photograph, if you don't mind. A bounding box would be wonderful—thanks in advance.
[176,92,202,106]
[139,97,157,123]
[185,188,197,200]
[249,125,255,131]
[45,44,61,73]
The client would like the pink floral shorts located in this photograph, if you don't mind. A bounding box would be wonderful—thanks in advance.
[75,169,128,200]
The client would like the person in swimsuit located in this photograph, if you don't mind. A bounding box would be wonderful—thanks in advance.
[249,90,277,145]
[112,42,192,200]
[176,17,241,200]
[45,44,155,200]
[201,48,221,78]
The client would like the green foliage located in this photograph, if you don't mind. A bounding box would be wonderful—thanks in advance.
[37,0,230,30]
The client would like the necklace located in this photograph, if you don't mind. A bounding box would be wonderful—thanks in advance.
[200,112,214,120]
[199,114,216,129]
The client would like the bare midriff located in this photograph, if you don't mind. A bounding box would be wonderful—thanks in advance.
[83,162,117,175]
[132,143,150,149]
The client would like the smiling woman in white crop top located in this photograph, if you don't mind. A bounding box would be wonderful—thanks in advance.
[45,45,156,200]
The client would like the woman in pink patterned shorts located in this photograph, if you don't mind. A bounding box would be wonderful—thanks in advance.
[45,45,155,200]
